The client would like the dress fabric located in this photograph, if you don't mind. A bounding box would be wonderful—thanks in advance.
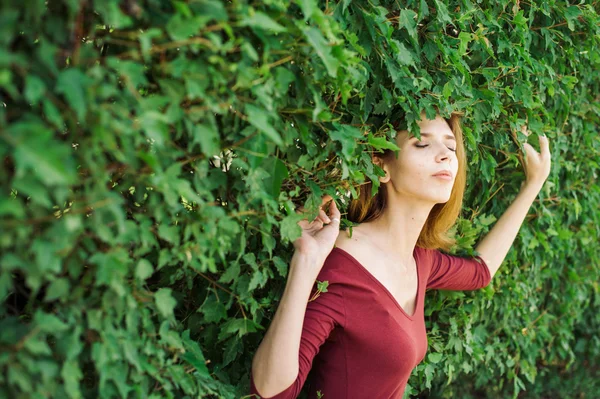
[249,245,491,399]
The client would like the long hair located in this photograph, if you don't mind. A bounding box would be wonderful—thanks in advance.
[347,111,467,252]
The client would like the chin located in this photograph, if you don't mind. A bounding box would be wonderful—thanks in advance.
[433,193,452,204]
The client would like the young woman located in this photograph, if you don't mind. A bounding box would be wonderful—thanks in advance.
[249,111,551,398]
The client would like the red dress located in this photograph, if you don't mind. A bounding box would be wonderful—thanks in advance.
[250,245,491,398]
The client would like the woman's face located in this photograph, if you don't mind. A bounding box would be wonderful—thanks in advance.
[378,114,458,204]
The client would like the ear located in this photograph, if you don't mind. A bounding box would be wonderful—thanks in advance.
[372,155,391,184]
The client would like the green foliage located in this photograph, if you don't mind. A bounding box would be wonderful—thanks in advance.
[0,0,599,398]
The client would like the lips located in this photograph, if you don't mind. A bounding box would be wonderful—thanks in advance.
[432,170,453,178]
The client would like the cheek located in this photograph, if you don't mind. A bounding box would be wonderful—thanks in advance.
[397,155,429,183]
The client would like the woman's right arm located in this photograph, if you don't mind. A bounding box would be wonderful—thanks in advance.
[250,252,323,397]
[250,195,341,398]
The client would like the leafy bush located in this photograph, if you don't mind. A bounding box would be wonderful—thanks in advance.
[1,1,599,398]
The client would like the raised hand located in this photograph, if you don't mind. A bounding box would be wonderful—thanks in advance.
[520,124,551,188]
[293,194,341,265]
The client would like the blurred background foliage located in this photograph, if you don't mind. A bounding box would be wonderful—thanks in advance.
[0,0,599,398]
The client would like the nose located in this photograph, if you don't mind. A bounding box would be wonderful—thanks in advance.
[435,143,453,163]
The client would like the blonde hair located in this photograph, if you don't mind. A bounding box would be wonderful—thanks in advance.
[347,111,467,252]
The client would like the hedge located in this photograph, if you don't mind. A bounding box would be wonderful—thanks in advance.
[1,0,599,398]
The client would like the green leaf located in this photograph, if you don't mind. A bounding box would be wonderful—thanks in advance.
[94,1,133,28]
[135,259,154,281]
[166,14,206,40]
[298,0,318,20]
[241,11,287,33]
[23,336,52,355]
[42,99,64,128]
[245,104,283,145]
[272,256,288,278]
[395,41,415,66]
[62,360,83,399]
[329,123,363,160]
[181,330,210,376]
[0,272,11,302]
[434,0,454,25]
[55,69,87,122]
[24,75,46,105]
[564,6,581,31]
[367,133,401,152]
[11,121,76,186]
[428,352,443,363]
[399,9,418,43]
[198,293,227,323]
[44,278,70,302]
[194,123,221,157]
[263,157,289,198]
[279,213,304,244]
[302,26,341,77]
[155,288,177,319]
[218,318,261,341]
[34,311,69,333]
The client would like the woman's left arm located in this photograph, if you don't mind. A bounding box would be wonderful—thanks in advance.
[475,125,552,279]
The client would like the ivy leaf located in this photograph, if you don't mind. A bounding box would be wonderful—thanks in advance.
[394,41,416,66]
[245,104,283,146]
[272,256,289,278]
[564,6,581,31]
[24,75,46,105]
[280,213,304,244]
[399,9,418,43]
[434,0,454,25]
[155,288,177,319]
[367,133,401,152]
[135,259,154,281]
[302,26,341,77]
[428,352,443,363]
[194,123,221,157]
[55,69,87,122]
[241,11,287,33]
[218,318,261,341]
[298,0,318,20]
[199,293,227,323]
[61,360,83,399]
[181,330,211,377]
[12,126,76,186]
[34,311,69,333]
[329,123,363,160]
[44,278,70,302]
[263,157,289,198]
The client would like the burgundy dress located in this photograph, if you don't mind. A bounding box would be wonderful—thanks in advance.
[250,245,491,398]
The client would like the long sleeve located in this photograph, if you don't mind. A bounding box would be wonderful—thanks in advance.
[249,261,346,399]
[426,248,492,291]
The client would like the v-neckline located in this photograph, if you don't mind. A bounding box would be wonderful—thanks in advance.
[333,246,421,320]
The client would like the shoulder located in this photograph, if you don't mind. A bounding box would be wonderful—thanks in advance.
[332,225,372,259]
[315,227,370,280]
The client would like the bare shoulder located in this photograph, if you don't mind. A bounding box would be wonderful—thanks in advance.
[334,225,372,259]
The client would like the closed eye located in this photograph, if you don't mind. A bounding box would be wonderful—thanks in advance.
[415,144,456,152]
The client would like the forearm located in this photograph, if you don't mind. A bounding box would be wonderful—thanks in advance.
[251,252,319,397]
[475,182,543,278]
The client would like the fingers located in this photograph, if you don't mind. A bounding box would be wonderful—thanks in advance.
[318,208,331,224]
[539,134,550,159]
[328,197,341,222]
[320,194,333,207]
[297,194,341,227]
[523,135,550,160]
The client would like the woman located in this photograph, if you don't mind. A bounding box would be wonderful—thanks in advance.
[249,111,551,398]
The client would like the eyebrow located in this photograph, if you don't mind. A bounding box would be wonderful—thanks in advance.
[413,132,456,141]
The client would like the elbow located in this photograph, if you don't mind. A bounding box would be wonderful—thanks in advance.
[481,273,493,288]
[250,360,298,399]
[476,255,493,288]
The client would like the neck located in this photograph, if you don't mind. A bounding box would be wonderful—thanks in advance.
[362,195,434,263]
